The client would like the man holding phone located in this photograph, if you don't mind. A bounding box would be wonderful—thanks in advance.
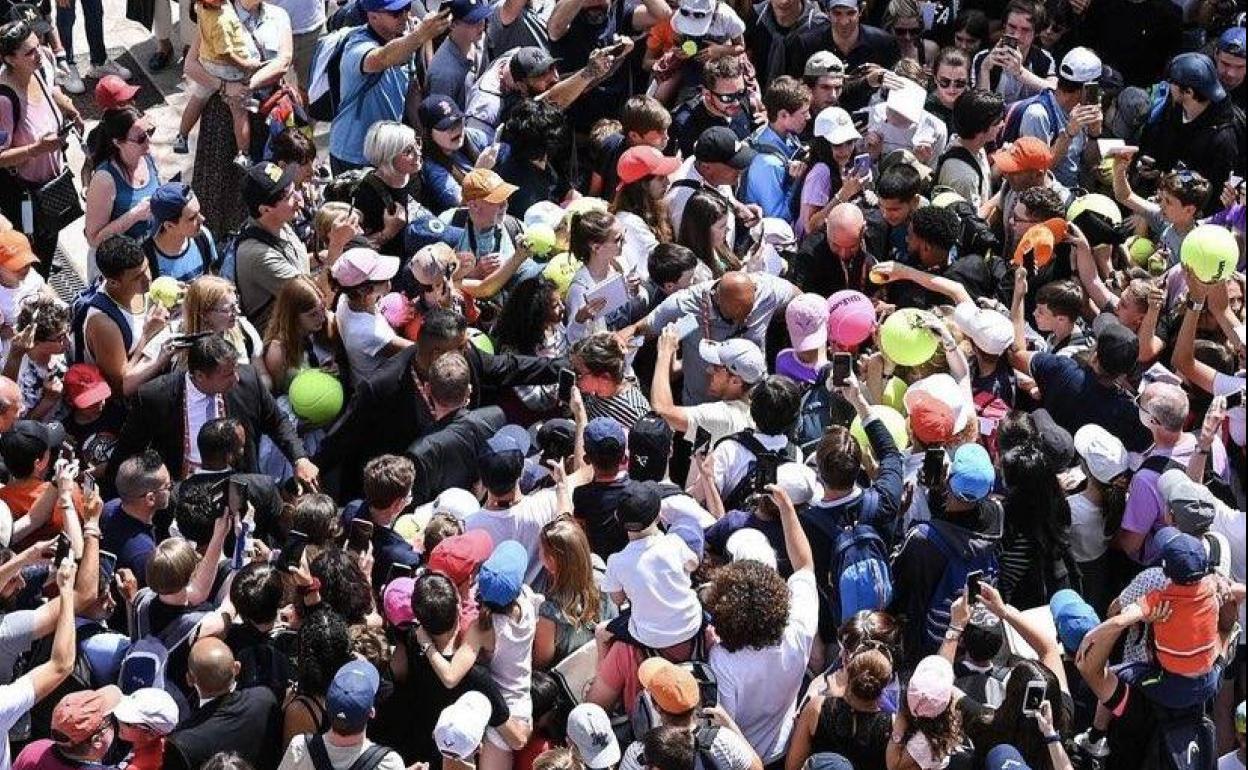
[1015,47,1105,188]
[649,327,763,449]
[970,0,1056,101]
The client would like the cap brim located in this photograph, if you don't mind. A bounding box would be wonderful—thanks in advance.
[672,11,713,37]
[69,381,112,410]
[457,4,492,21]
[991,150,1022,173]
[369,255,402,282]
[476,181,519,204]
[726,145,758,170]
[0,251,40,271]
[698,339,725,367]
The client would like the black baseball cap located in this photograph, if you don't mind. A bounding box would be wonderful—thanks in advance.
[1092,315,1139,377]
[534,418,575,461]
[0,420,66,469]
[242,162,299,211]
[618,480,662,532]
[693,127,756,170]
[628,413,673,482]
[509,47,558,81]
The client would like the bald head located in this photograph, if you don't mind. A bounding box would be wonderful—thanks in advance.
[188,637,239,697]
[0,377,20,432]
[715,272,756,325]
[826,203,866,260]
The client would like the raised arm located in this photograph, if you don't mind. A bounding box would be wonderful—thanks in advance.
[23,560,77,702]
[767,486,813,573]
[363,11,451,72]
[980,583,1068,692]
[650,324,692,434]
[1070,222,1116,311]
[1109,149,1159,217]
[186,515,230,606]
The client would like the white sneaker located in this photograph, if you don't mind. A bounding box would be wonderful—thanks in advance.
[86,59,133,81]
[60,63,86,95]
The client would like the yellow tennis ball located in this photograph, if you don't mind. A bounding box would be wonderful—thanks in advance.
[148,277,182,309]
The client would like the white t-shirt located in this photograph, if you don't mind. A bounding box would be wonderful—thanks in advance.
[709,569,819,764]
[464,489,560,585]
[335,294,396,388]
[1212,371,1245,447]
[489,585,540,719]
[0,272,44,363]
[1066,492,1109,562]
[277,735,406,770]
[0,675,35,770]
[615,211,655,281]
[666,159,741,247]
[619,725,756,770]
[683,399,754,447]
[603,532,702,648]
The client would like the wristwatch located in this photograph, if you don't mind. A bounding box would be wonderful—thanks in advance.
[1185,297,1205,312]
[944,625,964,641]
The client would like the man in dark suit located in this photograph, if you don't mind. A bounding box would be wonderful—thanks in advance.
[316,308,564,499]
[166,637,281,770]
[108,334,316,487]
[407,349,506,505]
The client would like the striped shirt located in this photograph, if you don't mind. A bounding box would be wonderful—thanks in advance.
[583,381,652,430]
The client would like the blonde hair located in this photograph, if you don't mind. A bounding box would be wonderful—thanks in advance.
[147,537,200,595]
[263,275,327,374]
[539,519,601,627]
[533,747,575,770]
[183,276,248,359]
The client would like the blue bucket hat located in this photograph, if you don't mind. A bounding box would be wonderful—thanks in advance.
[479,540,527,606]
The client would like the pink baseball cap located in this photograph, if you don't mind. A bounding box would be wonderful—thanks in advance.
[785,293,828,353]
[379,292,414,328]
[907,655,954,718]
[331,247,400,288]
[382,577,416,626]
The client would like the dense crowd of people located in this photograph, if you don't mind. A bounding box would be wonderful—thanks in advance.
[0,0,1242,765]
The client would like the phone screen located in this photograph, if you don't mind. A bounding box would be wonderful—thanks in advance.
[1082,83,1101,105]
[1224,389,1245,410]
[81,472,96,498]
[694,426,712,453]
[53,535,70,568]
[922,448,945,488]
[1000,34,1019,49]
[832,353,853,388]
[557,368,576,404]
[279,530,309,572]
[852,153,872,178]
[347,519,375,553]
[228,477,248,517]
[966,570,984,605]
[99,550,118,582]
[1022,681,1046,714]
[1023,249,1036,274]
[754,456,779,490]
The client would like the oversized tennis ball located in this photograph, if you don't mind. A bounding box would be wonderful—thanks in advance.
[148,276,182,309]
[681,40,698,56]
[288,369,344,426]
[826,290,876,347]
[879,308,939,367]
[850,405,910,458]
[880,376,908,414]
[523,224,557,256]
[1125,235,1155,267]
[542,252,581,296]
[1180,224,1238,283]
[467,327,494,354]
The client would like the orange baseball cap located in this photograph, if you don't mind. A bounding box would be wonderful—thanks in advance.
[0,230,39,272]
[51,686,122,744]
[616,146,681,190]
[637,658,699,714]
[1012,218,1069,268]
[461,169,518,204]
[992,137,1052,174]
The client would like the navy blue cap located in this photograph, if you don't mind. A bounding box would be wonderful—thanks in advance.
[418,94,464,132]
[150,183,193,224]
[618,480,662,532]
[478,425,530,493]
[404,208,465,256]
[584,417,626,455]
[448,0,491,22]
[1161,532,1209,584]
[986,744,1032,770]
[1218,26,1245,57]
[359,0,411,13]
[1167,52,1226,102]
[327,660,380,732]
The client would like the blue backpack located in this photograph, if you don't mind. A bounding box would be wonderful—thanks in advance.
[1000,90,1062,144]
[918,518,999,653]
[829,524,894,624]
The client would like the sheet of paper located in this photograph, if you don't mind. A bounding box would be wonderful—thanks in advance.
[585,273,630,318]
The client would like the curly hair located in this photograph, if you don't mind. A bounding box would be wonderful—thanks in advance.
[14,295,68,343]
[492,277,562,355]
[705,560,790,652]
[310,548,374,624]
[294,609,352,695]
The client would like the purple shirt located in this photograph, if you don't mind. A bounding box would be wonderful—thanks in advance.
[1121,433,1228,563]
[775,349,821,384]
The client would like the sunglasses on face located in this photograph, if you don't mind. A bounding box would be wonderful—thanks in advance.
[709,89,745,104]
[936,76,967,88]
[678,6,710,17]
[127,126,156,144]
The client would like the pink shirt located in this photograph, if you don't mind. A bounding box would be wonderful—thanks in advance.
[0,59,65,185]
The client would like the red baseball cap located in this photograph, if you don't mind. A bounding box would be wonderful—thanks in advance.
[907,392,956,446]
[94,75,140,111]
[428,530,494,585]
[616,146,681,190]
[52,686,121,744]
[992,137,1052,174]
[63,364,112,410]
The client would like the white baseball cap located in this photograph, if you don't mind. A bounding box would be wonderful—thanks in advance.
[112,688,179,736]
[777,461,822,506]
[699,338,766,385]
[726,528,778,569]
[813,106,861,146]
[434,487,482,520]
[952,301,1014,356]
[434,691,491,760]
[1059,47,1102,84]
[567,703,621,770]
[1073,424,1129,484]
[885,81,927,125]
[804,50,845,78]
[672,0,715,37]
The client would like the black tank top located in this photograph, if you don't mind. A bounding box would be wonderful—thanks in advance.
[811,696,892,770]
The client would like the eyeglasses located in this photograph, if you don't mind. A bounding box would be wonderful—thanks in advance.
[936,76,967,89]
[210,303,241,315]
[892,25,921,37]
[127,126,156,144]
[708,89,745,104]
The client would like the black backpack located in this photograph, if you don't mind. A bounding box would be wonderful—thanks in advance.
[70,282,134,364]
[305,733,393,770]
[714,430,801,512]
[142,229,216,282]
[933,145,984,199]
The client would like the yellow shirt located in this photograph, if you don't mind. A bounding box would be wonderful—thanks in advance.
[197,2,254,64]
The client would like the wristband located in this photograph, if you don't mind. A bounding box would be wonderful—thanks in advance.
[82,528,101,539]
[1044,734,1062,744]
[1185,297,1205,312]
[296,577,322,595]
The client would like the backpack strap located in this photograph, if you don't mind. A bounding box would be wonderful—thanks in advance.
[306,734,336,770]
[0,83,21,130]
[1139,454,1181,476]
[192,230,215,276]
[692,725,721,770]
[935,145,983,192]
[349,744,394,770]
[332,30,383,118]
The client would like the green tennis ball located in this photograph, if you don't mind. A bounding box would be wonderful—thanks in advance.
[543,253,581,296]
[1126,235,1155,266]
[467,327,494,354]
[681,40,698,56]
[880,376,909,414]
[148,276,182,309]
[1180,224,1238,283]
[524,224,557,256]
[850,406,910,459]
[288,369,344,427]
[1066,193,1122,224]
[880,308,939,367]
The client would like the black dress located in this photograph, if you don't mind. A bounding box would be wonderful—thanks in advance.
[809,696,892,770]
